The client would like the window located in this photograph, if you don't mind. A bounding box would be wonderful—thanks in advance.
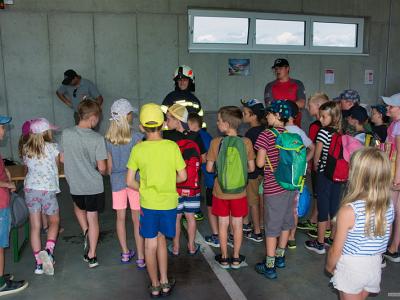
[188,10,365,54]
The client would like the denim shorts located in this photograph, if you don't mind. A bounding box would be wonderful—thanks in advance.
[0,207,11,248]
[140,207,177,239]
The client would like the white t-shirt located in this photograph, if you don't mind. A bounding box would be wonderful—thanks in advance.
[24,142,60,192]
[285,125,312,148]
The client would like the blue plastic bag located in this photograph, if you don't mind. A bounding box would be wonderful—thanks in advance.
[297,185,311,218]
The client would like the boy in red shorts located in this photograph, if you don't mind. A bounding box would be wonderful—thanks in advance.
[206,106,255,269]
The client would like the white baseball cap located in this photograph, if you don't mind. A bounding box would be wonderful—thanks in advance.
[381,93,400,107]
[30,118,59,134]
[110,98,137,121]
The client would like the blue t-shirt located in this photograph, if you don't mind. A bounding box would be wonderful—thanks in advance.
[198,129,214,189]
[106,132,143,192]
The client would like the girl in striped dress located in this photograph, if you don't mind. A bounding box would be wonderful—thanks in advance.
[326,148,394,300]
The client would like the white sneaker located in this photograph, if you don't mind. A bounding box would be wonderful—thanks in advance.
[38,250,54,275]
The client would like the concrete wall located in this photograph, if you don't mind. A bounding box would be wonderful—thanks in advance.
[0,0,398,159]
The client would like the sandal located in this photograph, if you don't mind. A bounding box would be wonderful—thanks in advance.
[121,250,135,264]
[149,285,161,298]
[231,254,246,270]
[215,254,230,269]
[160,278,176,297]
[167,244,179,257]
[187,243,200,256]
[136,258,146,269]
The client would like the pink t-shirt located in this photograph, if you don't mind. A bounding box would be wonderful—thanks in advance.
[385,120,400,159]
[0,154,10,209]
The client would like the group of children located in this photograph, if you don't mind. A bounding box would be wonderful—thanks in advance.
[0,88,399,299]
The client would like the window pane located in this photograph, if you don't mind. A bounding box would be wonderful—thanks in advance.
[313,22,357,47]
[256,20,305,45]
[193,16,249,44]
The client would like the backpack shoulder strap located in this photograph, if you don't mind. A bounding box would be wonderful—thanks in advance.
[268,128,280,137]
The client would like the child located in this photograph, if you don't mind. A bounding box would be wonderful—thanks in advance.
[326,148,394,299]
[297,93,329,232]
[347,105,369,144]
[105,99,145,267]
[126,103,186,297]
[0,115,28,296]
[187,113,219,247]
[163,104,206,256]
[305,101,344,254]
[241,99,266,243]
[22,118,60,275]
[254,100,297,279]
[206,106,255,269]
[60,99,107,268]
[370,105,388,143]
[285,101,315,249]
[382,93,400,262]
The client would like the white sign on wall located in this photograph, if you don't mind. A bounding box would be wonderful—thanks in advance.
[324,69,335,85]
[364,69,374,85]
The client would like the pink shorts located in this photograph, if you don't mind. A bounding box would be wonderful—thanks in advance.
[112,188,140,210]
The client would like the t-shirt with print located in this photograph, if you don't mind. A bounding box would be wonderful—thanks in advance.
[245,125,265,179]
[207,136,255,200]
[106,132,143,192]
[285,125,312,148]
[61,126,107,195]
[254,127,286,196]
[309,120,321,143]
[316,127,334,173]
[57,78,101,112]
[126,139,186,210]
[24,142,60,193]
[0,153,10,209]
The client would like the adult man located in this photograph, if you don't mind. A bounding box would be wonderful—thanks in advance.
[264,58,306,127]
[56,69,103,123]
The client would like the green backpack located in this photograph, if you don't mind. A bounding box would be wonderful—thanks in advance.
[216,136,248,194]
[266,128,307,191]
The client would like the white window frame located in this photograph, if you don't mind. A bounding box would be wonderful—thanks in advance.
[188,9,365,55]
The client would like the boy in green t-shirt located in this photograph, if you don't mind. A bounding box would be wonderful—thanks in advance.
[126,103,186,298]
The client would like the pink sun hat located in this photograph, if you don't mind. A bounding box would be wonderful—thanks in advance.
[30,118,59,134]
[21,119,34,137]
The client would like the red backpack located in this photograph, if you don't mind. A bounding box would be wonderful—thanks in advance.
[176,139,201,196]
[324,132,349,182]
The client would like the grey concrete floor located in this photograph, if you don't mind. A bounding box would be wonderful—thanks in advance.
[3,179,399,300]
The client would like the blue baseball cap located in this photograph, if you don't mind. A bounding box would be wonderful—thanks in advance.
[334,89,360,103]
[0,115,11,125]
[266,100,292,119]
[241,98,265,117]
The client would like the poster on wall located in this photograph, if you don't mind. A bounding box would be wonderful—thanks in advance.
[228,59,250,76]
[324,69,335,85]
[364,69,374,85]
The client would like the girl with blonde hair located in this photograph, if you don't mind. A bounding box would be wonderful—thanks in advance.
[326,147,394,300]
[105,99,145,267]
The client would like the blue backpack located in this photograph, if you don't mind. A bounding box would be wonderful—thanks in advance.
[297,185,311,218]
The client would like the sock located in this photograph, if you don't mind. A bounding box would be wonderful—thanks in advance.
[34,251,42,265]
[0,276,5,287]
[265,256,275,268]
[46,240,56,255]
[276,247,285,258]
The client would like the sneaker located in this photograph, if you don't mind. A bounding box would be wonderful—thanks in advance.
[83,229,89,257]
[383,250,400,263]
[231,255,246,270]
[304,240,326,254]
[242,222,252,233]
[83,254,89,262]
[275,256,285,268]
[87,256,99,268]
[297,220,317,230]
[205,234,220,248]
[121,249,135,264]
[287,240,296,249]
[215,254,230,269]
[0,279,28,296]
[245,231,263,242]
[194,211,204,221]
[307,229,331,239]
[2,274,13,281]
[34,264,44,275]
[227,234,234,248]
[324,237,334,247]
[255,262,277,279]
[381,256,387,268]
[38,249,54,275]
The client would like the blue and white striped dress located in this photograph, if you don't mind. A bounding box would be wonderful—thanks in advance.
[342,200,394,256]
